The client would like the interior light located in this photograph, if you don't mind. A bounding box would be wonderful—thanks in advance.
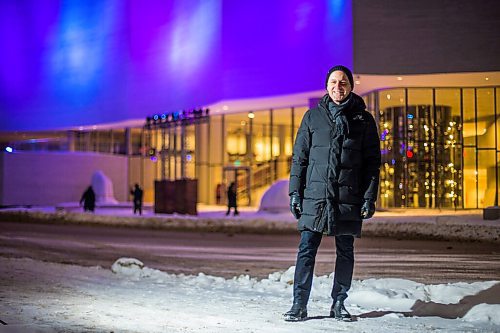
[248,111,255,119]
[397,76,403,81]
[485,77,489,81]
[5,147,13,153]
[222,105,229,111]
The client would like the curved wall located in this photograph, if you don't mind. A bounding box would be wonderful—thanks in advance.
[0,0,352,131]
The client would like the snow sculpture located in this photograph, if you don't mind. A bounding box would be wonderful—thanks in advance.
[258,178,290,213]
[91,170,118,204]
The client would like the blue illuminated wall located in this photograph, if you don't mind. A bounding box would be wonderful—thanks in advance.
[221,0,352,99]
[0,0,352,131]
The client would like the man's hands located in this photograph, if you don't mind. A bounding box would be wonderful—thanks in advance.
[290,192,303,220]
[360,200,375,219]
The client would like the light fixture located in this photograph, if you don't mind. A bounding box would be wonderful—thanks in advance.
[248,111,255,119]
[397,76,403,81]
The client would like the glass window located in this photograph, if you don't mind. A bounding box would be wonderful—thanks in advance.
[130,128,143,155]
[463,147,477,208]
[225,112,250,164]
[435,89,462,208]
[292,106,307,142]
[272,108,293,179]
[497,152,500,207]
[497,88,500,149]
[463,89,476,146]
[478,150,496,208]
[184,125,196,179]
[378,89,406,207]
[476,88,495,148]
[252,110,271,163]
[406,89,435,207]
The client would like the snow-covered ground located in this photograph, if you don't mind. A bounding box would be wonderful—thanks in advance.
[1,257,499,333]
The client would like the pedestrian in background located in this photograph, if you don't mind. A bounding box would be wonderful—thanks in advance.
[80,186,96,213]
[226,182,239,216]
[130,183,144,215]
[284,65,381,321]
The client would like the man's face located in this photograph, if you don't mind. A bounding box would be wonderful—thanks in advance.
[326,70,352,104]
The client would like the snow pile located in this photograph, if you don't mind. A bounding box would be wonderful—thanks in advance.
[111,257,145,277]
[91,170,118,204]
[2,257,499,332]
[258,179,290,213]
[464,304,500,324]
[109,258,500,327]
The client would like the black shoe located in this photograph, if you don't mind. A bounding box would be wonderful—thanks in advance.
[283,304,307,322]
[330,300,351,320]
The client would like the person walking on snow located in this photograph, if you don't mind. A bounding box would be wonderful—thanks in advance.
[284,65,381,321]
[130,183,144,215]
[226,182,239,216]
[80,186,96,213]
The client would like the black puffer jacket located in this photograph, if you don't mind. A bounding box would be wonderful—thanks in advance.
[289,93,381,237]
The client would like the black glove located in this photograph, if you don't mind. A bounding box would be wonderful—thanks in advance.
[290,192,302,220]
[361,200,376,219]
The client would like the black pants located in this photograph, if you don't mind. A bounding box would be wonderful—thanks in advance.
[293,230,354,307]
[133,201,142,215]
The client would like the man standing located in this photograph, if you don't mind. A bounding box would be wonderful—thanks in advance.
[131,183,144,215]
[284,65,381,321]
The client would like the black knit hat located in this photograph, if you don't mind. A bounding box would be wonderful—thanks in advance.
[325,65,354,90]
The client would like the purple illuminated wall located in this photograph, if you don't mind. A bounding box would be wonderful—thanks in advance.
[0,0,352,131]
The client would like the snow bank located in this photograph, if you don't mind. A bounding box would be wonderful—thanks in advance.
[2,209,499,243]
[110,258,500,326]
[2,257,499,332]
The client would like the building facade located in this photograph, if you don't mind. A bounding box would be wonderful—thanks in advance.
[1,0,499,208]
